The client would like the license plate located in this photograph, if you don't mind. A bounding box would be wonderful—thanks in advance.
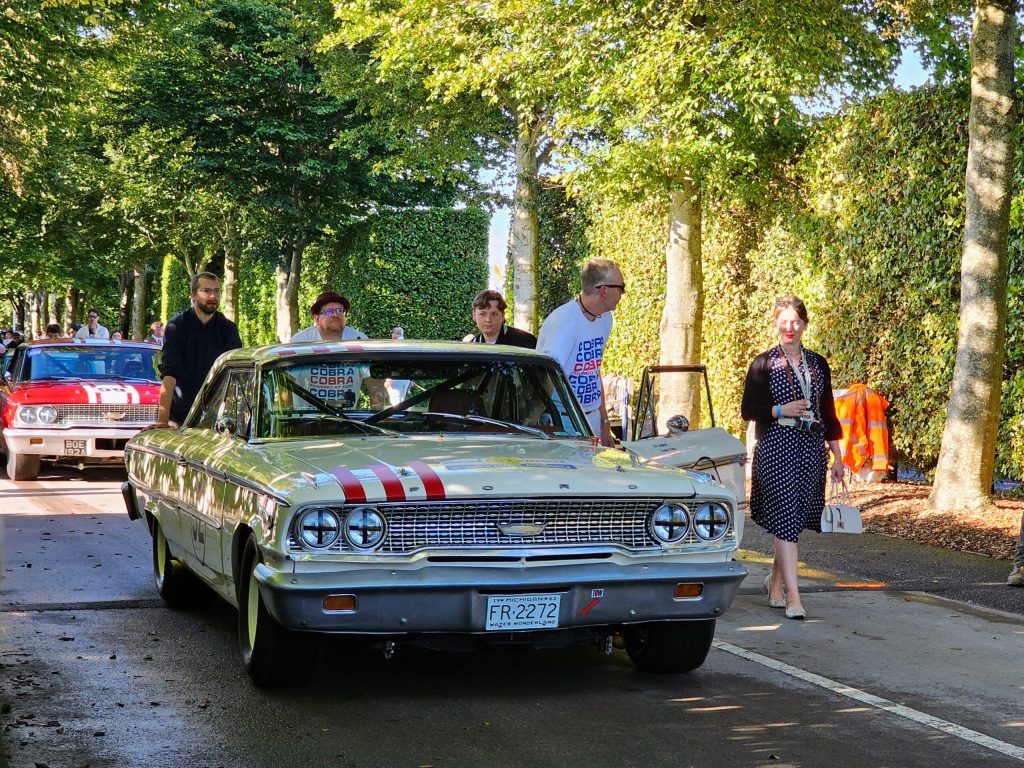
[64,439,87,456]
[485,594,561,631]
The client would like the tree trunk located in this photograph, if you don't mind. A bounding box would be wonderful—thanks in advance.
[131,266,147,340]
[66,286,78,327]
[160,254,176,322]
[657,179,704,433]
[46,292,57,328]
[117,272,132,336]
[274,240,303,342]
[222,243,240,323]
[28,289,40,339]
[510,132,540,334]
[928,0,1015,512]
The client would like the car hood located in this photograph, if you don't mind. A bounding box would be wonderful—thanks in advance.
[268,436,702,503]
[5,380,160,405]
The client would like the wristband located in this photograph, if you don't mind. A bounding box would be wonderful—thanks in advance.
[774,405,782,418]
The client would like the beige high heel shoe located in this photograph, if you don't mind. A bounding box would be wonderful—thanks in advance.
[763,574,786,609]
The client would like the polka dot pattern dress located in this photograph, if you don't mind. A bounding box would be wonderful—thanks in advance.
[750,346,829,543]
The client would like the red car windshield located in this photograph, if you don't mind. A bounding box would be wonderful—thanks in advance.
[18,345,159,383]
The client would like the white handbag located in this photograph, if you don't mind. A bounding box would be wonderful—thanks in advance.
[821,481,863,534]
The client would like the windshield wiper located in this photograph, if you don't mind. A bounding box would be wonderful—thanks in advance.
[427,412,550,440]
[280,377,399,437]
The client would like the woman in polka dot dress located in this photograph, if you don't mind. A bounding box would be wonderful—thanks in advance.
[741,297,844,619]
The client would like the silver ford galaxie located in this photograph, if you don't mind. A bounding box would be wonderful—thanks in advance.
[123,341,747,686]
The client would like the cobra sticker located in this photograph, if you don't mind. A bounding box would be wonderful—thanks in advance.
[328,461,446,503]
[81,383,141,405]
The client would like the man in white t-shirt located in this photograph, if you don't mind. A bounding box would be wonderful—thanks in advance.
[290,291,369,343]
[537,258,625,447]
[289,291,382,408]
[75,309,111,340]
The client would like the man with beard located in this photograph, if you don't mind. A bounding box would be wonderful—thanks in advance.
[151,272,242,428]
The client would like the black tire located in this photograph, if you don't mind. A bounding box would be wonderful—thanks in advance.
[152,520,213,609]
[6,449,40,481]
[623,619,716,673]
[237,537,318,686]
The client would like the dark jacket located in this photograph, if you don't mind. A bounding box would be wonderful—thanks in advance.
[741,346,842,442]
[472,323,537,349]
[160,307,242,424]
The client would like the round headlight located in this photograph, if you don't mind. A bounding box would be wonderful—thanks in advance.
[649,503,690,544]
[344,506,387,549]
[298,508,341,549]
[37,406,58,424]
[17,406,37,425]
[693,503,730,541]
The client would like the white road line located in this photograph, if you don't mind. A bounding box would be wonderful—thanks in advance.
[714,640,1024,762]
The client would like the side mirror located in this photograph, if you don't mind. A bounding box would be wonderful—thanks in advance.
[214,416,237,436]
[666,415,689,435]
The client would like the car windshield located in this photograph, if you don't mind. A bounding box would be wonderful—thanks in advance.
[19,345,160,383]
[256,355,591,440]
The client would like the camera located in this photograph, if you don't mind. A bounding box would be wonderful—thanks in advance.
[795,416,824,436]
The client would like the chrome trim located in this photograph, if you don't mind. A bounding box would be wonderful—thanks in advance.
[287,497,736,556]
[125,443,290,506]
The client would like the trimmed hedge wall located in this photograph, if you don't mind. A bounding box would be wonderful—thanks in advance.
[332,207,489,341]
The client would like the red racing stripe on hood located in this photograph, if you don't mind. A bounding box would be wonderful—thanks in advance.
[329,468,367,503]
[369,464,406,502]
[408,461,445,500]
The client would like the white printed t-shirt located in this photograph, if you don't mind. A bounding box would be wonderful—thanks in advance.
[288,326,370,408]
[537,299,612,432]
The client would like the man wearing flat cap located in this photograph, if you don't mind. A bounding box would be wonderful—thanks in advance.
[290,291,369,343]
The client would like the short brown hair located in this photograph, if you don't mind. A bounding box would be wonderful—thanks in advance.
[581,259,619,294]
[190,271,219,293]
[472,289,507,312]
[772,295,809,323]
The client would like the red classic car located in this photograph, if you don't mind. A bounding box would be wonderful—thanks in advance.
[1,339,161,480]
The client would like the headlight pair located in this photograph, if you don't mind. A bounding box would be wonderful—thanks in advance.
[17,405,58,425]
[649,501,730,545]
[297,506,386,551]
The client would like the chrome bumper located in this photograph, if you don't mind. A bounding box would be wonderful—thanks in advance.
[254,560,747,634]
[3,426,141,459]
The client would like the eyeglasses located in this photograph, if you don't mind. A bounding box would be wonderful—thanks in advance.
[196,287,221,296]
[321,308,347,316]
[88,314,98,319]
[598,284,626,294]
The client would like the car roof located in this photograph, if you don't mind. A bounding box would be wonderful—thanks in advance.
[21,339,158,349]
[221,339,552,366]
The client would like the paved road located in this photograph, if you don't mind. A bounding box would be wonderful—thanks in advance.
[2,468,1023,768]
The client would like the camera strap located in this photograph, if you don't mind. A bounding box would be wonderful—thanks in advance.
[780,345,811,403]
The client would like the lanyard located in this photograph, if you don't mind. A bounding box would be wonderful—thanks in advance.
[781,345,811,402]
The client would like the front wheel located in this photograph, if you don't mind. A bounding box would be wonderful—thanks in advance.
[6,449,40,481]
[623,619,716,673]
[237,537,318,686]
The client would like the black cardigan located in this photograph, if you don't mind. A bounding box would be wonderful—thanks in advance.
[472,323,537,349]
[740,347,842,442]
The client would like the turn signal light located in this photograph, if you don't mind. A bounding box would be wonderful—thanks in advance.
[323,594,357,612]
[29,438,43,445]
[673,583,703,599]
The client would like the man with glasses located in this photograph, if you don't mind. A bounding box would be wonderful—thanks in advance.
[75,309,110,340]
[537,258,626,447]
[290,291,368,343]
[151,272,242,428]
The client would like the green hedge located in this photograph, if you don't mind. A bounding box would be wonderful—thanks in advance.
[535,83,1024,480]
[331,207,489,340]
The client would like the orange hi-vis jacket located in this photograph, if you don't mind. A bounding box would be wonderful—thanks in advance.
[833,383,890,474]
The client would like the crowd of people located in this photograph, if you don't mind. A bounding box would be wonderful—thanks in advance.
[6,262,1022,594]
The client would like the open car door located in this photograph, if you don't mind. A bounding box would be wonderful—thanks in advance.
[620,365,748,540]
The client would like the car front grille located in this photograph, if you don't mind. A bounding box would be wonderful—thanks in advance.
[54,404,158,427]
[289,497,736,555]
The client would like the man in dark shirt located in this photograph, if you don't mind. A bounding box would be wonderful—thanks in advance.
[467,289,536,348]
[152,272,242,427]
